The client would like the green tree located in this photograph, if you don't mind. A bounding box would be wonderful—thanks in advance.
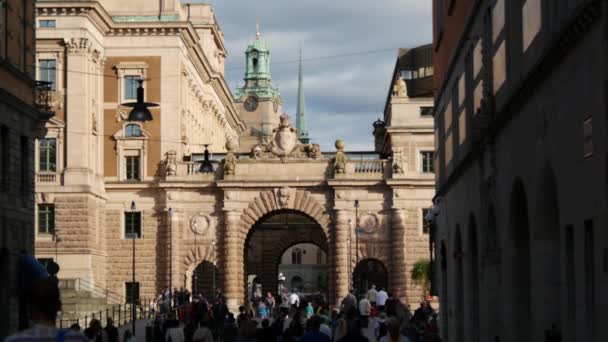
[411,259,431,294]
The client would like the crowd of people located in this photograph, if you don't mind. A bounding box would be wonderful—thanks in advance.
[144,285,442,342]
[4,256,442,342]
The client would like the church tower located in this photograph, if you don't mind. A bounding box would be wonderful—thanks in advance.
[235,25,283,150]
[296,50,310,144]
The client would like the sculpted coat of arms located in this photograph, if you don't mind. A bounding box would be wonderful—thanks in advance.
[250,114,323,162]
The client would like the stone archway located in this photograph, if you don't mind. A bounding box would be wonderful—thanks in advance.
[182,244,220,295]
[222,189,332,309]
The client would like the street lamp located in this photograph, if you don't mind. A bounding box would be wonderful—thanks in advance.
[168,207,173,308]
[193,222,198,297]
[121,79,158,122]
[199,144,214,173]
[128,201,137,337]
[354,199,362,297]
[212,239,216,296]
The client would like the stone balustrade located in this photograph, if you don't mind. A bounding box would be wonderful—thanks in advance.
[36,172,60,184]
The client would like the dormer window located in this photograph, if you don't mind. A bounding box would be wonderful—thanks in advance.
[125,124,142,137]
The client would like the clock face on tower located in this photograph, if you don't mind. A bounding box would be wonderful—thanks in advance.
[244,96,258,112]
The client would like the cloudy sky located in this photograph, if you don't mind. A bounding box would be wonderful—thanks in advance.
[209,0,432,151]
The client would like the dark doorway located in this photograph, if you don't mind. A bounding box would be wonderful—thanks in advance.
[192,260,219,298]
[353,259,388,296]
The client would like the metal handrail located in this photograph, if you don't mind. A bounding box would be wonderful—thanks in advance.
[58,278,124,304]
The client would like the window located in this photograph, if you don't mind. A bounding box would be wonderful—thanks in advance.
[291,248,303,265]
[124,212,141,239]
[420,106,434,116]
[124,76,139,100]
[421,151,435,173]
[401,70,413,80]
[38,204,55,234]
[125,282,140,304]
[20,136,28,191]
[125,156,140,180]
[124,124,142,138]
[522,0,541,51]
[422,209,431,234]
[39,20,56,28]
[39,138,57,172]
[39,60,57,91]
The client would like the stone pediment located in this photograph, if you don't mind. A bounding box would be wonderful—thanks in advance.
[250,114,323,162]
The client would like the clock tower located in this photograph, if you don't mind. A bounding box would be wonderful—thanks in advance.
[235,27,283,150]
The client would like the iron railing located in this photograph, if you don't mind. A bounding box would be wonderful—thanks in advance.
[58,278,124,305]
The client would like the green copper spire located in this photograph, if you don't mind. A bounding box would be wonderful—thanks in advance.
[296,49,309,144]
[235,24,280,101]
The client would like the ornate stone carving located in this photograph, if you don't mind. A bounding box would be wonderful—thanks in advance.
[165,150,177,176]
[393,75,407,97]
[275,186,294,208]
[190,214,212,235]
[223,138,238,175]
[392,148,405,174]
[224,191,236,200]
[115,109,128,122]
[360,213,380,234]
[64,37,92,55]
[333,140,348,174]
[247,114,324,162]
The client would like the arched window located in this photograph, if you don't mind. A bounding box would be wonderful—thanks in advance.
[291,248,302,265]
[125,124,142,137]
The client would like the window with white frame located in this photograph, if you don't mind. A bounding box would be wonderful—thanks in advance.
[114,62,148,105]
[38,138,56,172]
[113,124,149,182]
[292,248,303,265]
[39,60,57,91]
[38,204,55,234]
[421,151,435,173]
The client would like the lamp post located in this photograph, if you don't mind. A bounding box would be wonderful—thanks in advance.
[193,222,198,297]
[129,201,137,337]
[212,239,216,295]
[354,199,360,297]
[122,79,158,122]
[168,207,173,308]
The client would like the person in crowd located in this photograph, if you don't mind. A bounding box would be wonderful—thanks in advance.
[6,257,90,342]
[283,310,305,342]
[319,316,333,340]
[366,284,378,307]
[256,318,274,341]
[359,296,372,328]
[192,320,214,342]
[123,330,136,342]
[271,308,289,339]
[289,291,300,317]
[375,312,389,340]
[258,300,268,319]
[332,314,348,342]
[379,317,411,342]
[376,287,389,312]
[299,315,331,342]
[84,319,107,342]
[236,315,257,341]
[340,290,357,316]
[183,319,197,342]
[223,313,238,342]
[104,318,118,342]
[165,317,184,342]
[338,318,369,342]
[412,302,429,324]
[265,292,276,317]
[305,302,315,319]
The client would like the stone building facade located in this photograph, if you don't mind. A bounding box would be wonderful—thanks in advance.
[0,0,53,338]
[430,0,607,341]
[33,0,435,313]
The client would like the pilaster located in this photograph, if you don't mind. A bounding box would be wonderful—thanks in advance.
[222,209,243,311]
[333,209,350,305]
[391,208,407,301]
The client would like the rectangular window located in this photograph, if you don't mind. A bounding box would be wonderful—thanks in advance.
[444,103,452,133]
[125,282,140,304]
[38,204,55,234]
[39,20,56,28]
[473,40,482,78]
[458,75,466,106]
[458,109,467,145]
[473,82,483,115]
[584,220,595,333]
[422,209,431,234]
[125,156,140,180]
[420,106,434,116]
[124,212,141,239]
[124,76,139,100]
[20,136,28,191]
[445,132,453,165]
[522,0,541,51]
[421,151,435,173]
[38,138,57,172]
[39,60,57,91]
[583,116,593,158]
[401,70,413,80]
[492,0,505,43]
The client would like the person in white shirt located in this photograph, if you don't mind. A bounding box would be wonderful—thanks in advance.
[358,297,372,328]
[378,317,411,342]
[376,288,389,311]
[366,284,378,306]
[288,291,300,316]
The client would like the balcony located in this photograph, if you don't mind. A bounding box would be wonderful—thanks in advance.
[35,81,56,119]
[36,172,60,185]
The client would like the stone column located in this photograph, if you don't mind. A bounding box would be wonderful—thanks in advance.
[391,208,407,301]
[333,209,350,306]
[223,210,242,311]
[169,209,180,290]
